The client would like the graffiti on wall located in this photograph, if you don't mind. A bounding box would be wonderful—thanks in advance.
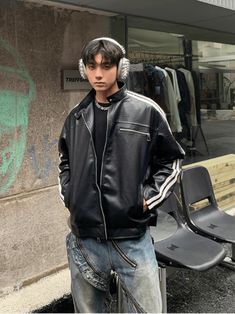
[28,135,58,182]
[0,38,36,195]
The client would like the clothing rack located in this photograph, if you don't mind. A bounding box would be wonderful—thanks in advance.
[128,58,209,157]
[128,51,200,66]
[129,56,185,66]
[190,124,210,156]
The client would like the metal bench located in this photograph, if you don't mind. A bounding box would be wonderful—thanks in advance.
[180,165,235,270]
[149,190,226,312]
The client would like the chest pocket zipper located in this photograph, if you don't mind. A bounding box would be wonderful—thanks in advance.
[120,128,151,141]
[111,240,137,268]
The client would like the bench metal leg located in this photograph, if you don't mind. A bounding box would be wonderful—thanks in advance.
[221,243,235,270]
[159,266,167,313]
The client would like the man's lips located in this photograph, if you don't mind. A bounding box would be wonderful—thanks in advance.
[94,82,105,85]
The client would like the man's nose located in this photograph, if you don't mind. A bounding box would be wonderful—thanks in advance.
[95,66,103,78]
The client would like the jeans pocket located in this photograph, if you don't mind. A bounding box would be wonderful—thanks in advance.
[66,233,108,291]
[111,240,137,268]
[76,238,103,276]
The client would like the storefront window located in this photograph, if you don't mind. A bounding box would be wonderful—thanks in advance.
[193,41,235,110]
[128,27,184,64]
[127,28,197,160]
[127,25,235,164]
[191,41,235,161]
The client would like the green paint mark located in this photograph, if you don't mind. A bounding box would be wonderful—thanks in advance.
[0,38,36,194]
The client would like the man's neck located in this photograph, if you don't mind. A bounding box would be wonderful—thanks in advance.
[95,82,119,103]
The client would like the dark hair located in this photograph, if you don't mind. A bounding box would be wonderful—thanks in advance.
[81,39,124,66]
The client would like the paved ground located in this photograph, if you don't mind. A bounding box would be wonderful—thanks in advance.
[166,264,235,313]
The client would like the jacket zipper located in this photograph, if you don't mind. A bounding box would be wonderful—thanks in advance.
[82,113,108,240]
[111,240,137,268]
[99,109,109,187]
[120,128,151,141]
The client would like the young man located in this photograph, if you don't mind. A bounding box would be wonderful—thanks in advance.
[58,37,185,313]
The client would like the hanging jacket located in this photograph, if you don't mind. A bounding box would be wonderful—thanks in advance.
[58,83,185,240]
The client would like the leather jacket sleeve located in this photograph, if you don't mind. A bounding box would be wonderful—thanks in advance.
[143,119,185,210]
[58,123,70,208]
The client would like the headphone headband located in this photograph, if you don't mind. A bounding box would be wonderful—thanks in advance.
[91,37,126,55]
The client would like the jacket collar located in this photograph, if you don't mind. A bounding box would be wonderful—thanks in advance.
[78,81,126,111]
[106,81,126,103]
[73,82,127,132]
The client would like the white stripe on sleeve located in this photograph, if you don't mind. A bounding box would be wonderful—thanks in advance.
[146,159,181,210]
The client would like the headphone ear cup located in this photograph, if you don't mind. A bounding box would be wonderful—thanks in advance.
[117,57,130,80]
[78,59,87,80]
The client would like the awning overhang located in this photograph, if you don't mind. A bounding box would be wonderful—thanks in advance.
[25,0,235,44]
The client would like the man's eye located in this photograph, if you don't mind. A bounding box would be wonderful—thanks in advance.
[103,64,112,69]
[88,64,95,70]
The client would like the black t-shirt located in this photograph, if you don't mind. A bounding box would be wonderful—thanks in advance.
[93,101,111,186]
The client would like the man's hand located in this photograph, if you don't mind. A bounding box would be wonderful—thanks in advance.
[143,198,148,212]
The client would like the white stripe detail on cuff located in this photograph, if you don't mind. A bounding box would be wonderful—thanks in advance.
[146,159,181,210]
[58,175,64,201]
[58,153,65,202]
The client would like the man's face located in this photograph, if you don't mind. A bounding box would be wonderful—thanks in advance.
[85,53,118,96]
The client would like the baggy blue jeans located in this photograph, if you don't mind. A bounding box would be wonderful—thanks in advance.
[66,229,162,313]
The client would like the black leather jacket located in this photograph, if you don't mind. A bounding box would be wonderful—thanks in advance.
[58,83,185,240]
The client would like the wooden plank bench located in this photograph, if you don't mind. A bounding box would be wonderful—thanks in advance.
[183,154,235,214]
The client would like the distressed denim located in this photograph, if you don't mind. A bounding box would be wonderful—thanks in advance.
[66,229,162,313]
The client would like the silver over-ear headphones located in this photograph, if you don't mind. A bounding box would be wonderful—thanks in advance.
[78,37,130,81]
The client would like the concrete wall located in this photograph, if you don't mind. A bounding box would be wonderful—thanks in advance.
[0,0,111,296]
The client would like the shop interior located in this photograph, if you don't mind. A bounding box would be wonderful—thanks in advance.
[124,25,235,165]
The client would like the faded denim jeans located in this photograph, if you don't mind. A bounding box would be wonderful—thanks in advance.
[66,229,162,313]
